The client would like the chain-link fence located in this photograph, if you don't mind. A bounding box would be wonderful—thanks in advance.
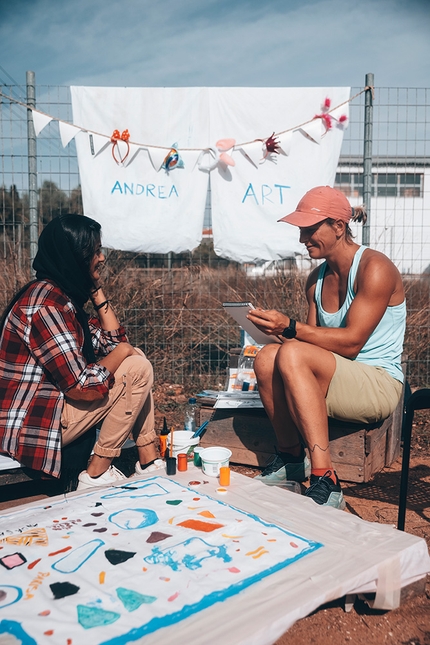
[0,78,429,387]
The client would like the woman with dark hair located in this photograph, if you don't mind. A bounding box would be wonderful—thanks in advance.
[0,214,160,490]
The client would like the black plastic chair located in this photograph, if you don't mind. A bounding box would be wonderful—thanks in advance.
[397,388,430,531]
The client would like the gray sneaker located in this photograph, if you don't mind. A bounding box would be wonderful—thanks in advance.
[255,451,311,484]
[304,471,346,509]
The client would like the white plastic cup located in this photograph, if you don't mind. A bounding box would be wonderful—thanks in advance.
[199,447,232,477]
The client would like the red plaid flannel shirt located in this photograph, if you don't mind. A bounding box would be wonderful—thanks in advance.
[0,280,128,477]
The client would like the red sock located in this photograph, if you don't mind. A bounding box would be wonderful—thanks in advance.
[311,468,337,484]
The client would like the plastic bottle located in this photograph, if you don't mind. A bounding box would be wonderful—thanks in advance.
[234,345,261,391]
[184,397,197,433]
[159,417,169,458]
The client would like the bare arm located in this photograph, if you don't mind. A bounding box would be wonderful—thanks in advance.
[247,253,403,359]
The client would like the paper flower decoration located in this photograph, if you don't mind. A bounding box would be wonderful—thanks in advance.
[264,132,281,157]
[111,129,130,165]
[197,139,236,171]
[314,97,348,133]
[162,143,184,171]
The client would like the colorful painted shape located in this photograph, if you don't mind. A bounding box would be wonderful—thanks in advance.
[50,581,80,600]
[77,604,121,630]
[146,532,172,544]
[116,587,156,612]
[104,549,136,565]
[52,539,104,573]
[108,508,158,530]
[0,552,26,570]
[177,519,224,532]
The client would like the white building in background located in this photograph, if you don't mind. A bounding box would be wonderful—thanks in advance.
[335,156,430,275]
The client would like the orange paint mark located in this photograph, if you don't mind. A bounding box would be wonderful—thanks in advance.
[168,517,174,525]
[61,517,68,520]
[267,539,277,542]
[67,640,73,645]
[39,610,51,616]
[168,591,180,602]
[252,550,269,559]
[198,510,216,519]
[290,542,298,548]
[192,497,200,501]
[112,533,119,536]
[48,546,72,556]
[44,630,54,636]
[178,519,224,533]
[28,558,42,570]
[222,534,243,539]
[99,571,105,584]
[160,577,170,581]
[245,546,265,556]
[62,535,71,539]
[142,567,148,572]
[53,520,59,523]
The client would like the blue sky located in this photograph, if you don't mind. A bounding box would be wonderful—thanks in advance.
[1,0,429,89]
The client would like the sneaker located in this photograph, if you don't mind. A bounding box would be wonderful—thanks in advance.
[304,471,346,509]
[135,459,165,476]
[77,465,127,490]
[254,449,311,484]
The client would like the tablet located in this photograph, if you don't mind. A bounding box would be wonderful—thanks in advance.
[222,302,281,345]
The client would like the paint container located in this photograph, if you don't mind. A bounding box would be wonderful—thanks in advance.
[177,453,188,472]
[166,457,176,476]
[166,430,200,460]
[199,447,232,478]
[219,466,230,486]
[193,446,204,467]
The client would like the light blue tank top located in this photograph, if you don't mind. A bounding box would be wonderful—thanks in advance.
[315,246,406,382]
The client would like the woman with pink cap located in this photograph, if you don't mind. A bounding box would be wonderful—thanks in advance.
[248,186,406,509]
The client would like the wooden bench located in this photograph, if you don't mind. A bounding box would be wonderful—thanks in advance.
[197,350,406,483]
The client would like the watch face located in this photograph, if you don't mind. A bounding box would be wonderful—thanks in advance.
[282,320,296,338]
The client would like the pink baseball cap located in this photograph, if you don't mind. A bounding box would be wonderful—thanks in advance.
[278,186,353,227]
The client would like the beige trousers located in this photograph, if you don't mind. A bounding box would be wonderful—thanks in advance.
[61,349,156,459]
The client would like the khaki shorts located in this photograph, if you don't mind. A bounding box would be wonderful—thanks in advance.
[326,353,403,424]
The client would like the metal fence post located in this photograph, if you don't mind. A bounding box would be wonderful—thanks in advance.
[26,70,38,273]
[362,72,374,246]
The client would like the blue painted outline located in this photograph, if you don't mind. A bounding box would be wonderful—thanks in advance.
[96,477,323,645]
[0,586,23,610]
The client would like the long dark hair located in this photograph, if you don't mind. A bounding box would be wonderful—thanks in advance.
[1,214,102,361]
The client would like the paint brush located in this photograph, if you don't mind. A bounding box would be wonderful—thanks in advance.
[192,420,209,438]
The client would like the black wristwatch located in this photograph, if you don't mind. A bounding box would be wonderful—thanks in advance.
[281,319,297,339]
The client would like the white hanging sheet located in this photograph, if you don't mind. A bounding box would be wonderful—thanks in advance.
[70,86,349,260]
[209,87,349,262]
[0,467,428,645]
[71,87,210,254]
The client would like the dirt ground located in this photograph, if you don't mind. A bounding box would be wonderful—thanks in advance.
[1,383,429,645]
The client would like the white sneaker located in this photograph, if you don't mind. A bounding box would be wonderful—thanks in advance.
[135,459,165,476]
[77,465,127,490]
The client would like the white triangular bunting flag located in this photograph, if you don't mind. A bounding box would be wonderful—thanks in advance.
[299,118,324,144]
[183,149,206,171]
[88,132,110,157]
[238,140,264,168]
[59,121,82,148]
[32,110,53,136]
[124,144,145,167]
[147,146,169,172]
[278,131,293,156]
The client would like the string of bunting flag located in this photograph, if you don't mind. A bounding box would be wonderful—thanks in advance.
[0,87,369,174]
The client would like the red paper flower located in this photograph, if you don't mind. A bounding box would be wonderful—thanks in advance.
[264,132,281,156]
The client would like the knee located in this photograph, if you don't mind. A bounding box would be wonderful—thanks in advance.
[254,344,279,379]
[123,353,154,387]
[275,341,306,373]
